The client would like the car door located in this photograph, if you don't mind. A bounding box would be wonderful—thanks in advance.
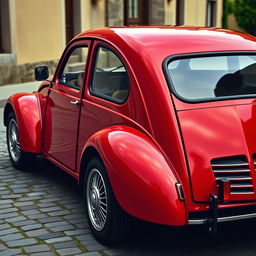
[43,40,91,170]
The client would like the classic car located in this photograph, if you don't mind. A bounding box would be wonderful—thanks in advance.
[3,26,256,244]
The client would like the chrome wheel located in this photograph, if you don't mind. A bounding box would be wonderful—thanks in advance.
[87,168,108,231]
[8,119,21,162]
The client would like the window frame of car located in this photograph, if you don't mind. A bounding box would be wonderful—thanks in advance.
[89,43,130,105]
[53,41,93,93]
[163,51,256,104]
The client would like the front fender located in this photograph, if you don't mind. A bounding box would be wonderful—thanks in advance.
[4,93,41,153]
[81,126,187,226]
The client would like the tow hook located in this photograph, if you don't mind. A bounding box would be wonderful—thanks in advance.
[207,194,218,235]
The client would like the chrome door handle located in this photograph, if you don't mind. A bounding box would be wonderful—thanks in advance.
[70,100,81,106]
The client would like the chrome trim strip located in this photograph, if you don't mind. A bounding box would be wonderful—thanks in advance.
[230,192,254,195]
[211,163,249,167]
[189,212,256,225]
[213,170,250,173]
[215,177,252,181]
[230,184,253,188]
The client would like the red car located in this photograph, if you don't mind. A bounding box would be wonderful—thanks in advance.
[4,26,256,244]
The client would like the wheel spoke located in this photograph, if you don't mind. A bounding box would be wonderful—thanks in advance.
[100,205,107,213]
[8,118,21,162]
[99,199,107,205]
[99,208,106,221]
[87,168,108,231]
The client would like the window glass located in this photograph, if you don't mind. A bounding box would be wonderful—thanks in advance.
[167,55,256,101]
[59,47,88,89]
[91,47,129,102]
[189,56,228,70]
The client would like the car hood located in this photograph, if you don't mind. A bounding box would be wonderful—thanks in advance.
[177,102,256,202]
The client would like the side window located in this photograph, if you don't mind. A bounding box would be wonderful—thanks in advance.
[59,46,88,90]
[91,46,130,103]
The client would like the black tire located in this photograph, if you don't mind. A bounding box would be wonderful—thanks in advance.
[6,112,36,170]
[84,157,130,245]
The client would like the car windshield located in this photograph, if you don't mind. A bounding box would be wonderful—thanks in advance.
[167,54,256,101]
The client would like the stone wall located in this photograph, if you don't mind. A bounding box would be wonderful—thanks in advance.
[0,60,59,86]
[107,0,124,26]
[148,0,165,25]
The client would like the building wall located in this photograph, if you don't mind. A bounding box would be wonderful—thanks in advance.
[184,0,222,27]
[185,0,207,26]
[149,0,165,25]
[164,0,176,25]
[13,0,64,64]
[89,0,106,29]
[107,0,124,26]
[3,0,225,65]
[216,0,223,27]
[0,0,224,86]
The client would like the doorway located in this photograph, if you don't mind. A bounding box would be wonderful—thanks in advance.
[65,0,81,44]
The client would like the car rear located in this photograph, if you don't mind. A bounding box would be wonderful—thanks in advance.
[164,52,256,229]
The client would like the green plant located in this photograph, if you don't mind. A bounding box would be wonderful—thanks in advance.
[233,0,256,35]
[222,0,234,28]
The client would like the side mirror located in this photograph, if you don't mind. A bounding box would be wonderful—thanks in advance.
[35,65,49,81]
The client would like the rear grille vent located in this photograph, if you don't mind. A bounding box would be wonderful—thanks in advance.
[211,155,253,194]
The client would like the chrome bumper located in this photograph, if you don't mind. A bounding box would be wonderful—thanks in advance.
[189,212,256,225]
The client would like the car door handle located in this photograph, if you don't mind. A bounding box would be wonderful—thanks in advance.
[70,100,81,106]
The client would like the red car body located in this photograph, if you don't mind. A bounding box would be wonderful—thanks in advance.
[4,27,256,236]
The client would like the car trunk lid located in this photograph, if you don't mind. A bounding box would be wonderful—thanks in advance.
[177,102,256,202]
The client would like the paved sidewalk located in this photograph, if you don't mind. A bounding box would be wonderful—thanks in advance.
[0,81,40,107]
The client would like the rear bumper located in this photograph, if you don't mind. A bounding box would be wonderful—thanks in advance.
[189,212,256,225]
[188,204,256,225]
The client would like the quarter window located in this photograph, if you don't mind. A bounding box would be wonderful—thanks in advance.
[59,46,88,90]
[91,46,129,103]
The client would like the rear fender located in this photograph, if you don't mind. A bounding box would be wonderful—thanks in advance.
[80,126,187,226]
[4,93,42,153]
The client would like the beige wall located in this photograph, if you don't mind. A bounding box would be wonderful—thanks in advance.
[8,0,224,65]
[185,0,207,26]
[13,0,64,64]
[184,0,222,27]
[164,0,176,25]
[164,0,223,27]
[81,0,106,32]
[216,0,223,27]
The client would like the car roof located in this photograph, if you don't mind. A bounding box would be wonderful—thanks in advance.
[76,26,256,59]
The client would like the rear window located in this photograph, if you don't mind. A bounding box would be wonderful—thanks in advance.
[166,54,256,101]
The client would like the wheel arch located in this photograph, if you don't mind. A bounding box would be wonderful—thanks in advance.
[79,146,102,190]
[78,126,187,226]
[3,103,14,127]
[4,93,42,153]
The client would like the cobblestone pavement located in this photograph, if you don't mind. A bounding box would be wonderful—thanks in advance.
[2,106,256,256]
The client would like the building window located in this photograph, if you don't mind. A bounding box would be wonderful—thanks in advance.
[124,0,148,25]
[129,0,139,19]
[206,0,217,26]
[176,0,185,25]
